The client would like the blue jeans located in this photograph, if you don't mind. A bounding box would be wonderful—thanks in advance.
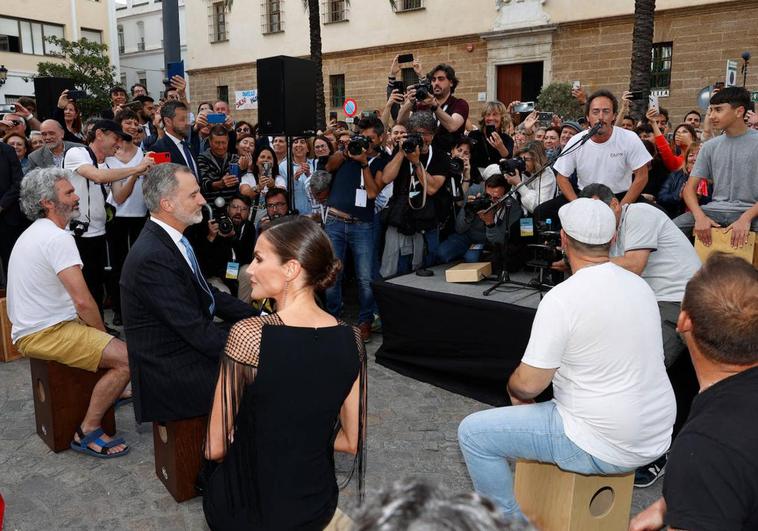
[397,228,440,274]
[458,401,631,517]
[437,232,484,263]
[324,218,376,324]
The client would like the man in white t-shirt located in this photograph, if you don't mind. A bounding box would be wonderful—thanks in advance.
[458,198,676,519]
[535,89,652,229]
[8,167,132,458]
[63,119,153,313]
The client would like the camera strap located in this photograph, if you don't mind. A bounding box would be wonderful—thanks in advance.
[359,155,378,189]
[408,147,433,211]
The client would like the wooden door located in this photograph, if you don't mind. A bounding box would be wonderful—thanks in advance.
[497,64,522,105]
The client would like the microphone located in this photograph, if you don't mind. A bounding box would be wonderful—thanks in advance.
[577,121,604,147]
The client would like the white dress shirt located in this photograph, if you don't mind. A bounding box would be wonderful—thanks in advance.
[150,216,192,270]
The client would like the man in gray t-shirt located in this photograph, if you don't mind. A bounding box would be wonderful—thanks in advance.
[674,87,758,246]
[582,184,701,368]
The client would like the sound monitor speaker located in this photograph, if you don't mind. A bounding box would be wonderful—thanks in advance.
[257,56,317,137]
[33,77,76,121]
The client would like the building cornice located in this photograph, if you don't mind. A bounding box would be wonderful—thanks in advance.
[480,24,557,41]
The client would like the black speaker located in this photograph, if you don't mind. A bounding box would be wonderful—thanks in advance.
[257,56,317,137]
[33,77,76,121]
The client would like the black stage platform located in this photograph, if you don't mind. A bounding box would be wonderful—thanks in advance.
[373,265,544,406]
[373,264,699,430]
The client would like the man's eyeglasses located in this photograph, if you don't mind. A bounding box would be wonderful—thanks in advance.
[266,202,287,208]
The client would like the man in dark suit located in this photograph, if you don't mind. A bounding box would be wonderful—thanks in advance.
[149,101,199,178]
[0,141,25,275]
[120,163,255,423]
[27,120,80,171]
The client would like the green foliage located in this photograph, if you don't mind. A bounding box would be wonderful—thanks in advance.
[36,36,116,118]
[536,82,584,121]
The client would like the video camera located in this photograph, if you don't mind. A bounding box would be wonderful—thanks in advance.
[205,197,235,237]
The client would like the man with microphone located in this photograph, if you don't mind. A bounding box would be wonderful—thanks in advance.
[535,89,652,228]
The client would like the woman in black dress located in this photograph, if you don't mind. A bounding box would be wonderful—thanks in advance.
[203,216,366,530]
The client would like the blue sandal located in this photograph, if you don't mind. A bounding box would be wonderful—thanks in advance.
[70,427,130,459]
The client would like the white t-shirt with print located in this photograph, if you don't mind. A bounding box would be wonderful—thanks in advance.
[553,126,652,193]
[63,146,107,237]
[522,262,676,468]
[7,219,83,342]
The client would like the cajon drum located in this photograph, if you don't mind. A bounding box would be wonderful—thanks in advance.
[30,358,116,452]
[153,416,207,502]
[0,297,21,362]
[514,460,634,531]
[694,229,757,266]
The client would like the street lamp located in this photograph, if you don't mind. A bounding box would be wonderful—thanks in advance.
[0,65,8,87]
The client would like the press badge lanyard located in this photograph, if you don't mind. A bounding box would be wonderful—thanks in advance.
[225,224,246,280]
[355,155,378,208]
[435,102,450,128]
[409,146,433,188]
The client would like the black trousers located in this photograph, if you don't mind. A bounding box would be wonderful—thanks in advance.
[106,216,147,316]
[74,234,107,314]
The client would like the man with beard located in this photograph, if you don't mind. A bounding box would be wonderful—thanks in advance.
[63,119,154,313]
[8,168,131,458]
[150,101,199,176]
[120,163,255,424]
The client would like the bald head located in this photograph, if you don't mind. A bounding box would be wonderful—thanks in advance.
[40,119,65,151]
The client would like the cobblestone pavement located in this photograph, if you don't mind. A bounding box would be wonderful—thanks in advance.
[0,334,661,530]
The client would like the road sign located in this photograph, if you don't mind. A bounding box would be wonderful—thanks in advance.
[343,98,358,118]
[725,59,739,87]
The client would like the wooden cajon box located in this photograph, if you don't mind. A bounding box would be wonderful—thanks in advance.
[445,262,492,283]
[514,460,634,531]
[0,297,21,362]
[694,229,757,266]
[153,416,207,502]
[30,358,116,452]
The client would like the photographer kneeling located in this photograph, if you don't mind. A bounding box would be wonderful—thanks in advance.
[437,174,515,264]
[504,141,557,217]
[191,194,256,301]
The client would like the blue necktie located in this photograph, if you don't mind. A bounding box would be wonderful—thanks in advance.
[180,140,197,175]
[180,236,215,316]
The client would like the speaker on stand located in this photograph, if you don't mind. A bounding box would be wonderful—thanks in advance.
[33,77,76,121]
[257,56,318,212]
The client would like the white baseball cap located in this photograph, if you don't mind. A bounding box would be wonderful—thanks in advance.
[558,198,616,245]
[480,163,501,180]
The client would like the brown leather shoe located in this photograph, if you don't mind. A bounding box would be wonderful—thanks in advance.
[358,322,372,343]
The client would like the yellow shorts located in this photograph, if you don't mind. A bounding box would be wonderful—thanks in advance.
[15,320,113,372]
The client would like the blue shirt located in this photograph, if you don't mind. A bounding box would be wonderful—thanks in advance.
[327,154,388,222]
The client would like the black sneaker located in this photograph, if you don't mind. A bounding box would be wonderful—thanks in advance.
[634,453,667,488]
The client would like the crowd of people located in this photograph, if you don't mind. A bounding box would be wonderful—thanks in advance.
[1,54,757,530]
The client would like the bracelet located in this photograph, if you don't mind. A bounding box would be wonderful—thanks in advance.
[430,105,439,112]
[361,163,369,169]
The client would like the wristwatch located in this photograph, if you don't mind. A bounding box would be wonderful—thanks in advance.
[360,163,369,169]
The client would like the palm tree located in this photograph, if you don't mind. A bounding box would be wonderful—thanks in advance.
[628,0,656,118]
[303,1,397,130]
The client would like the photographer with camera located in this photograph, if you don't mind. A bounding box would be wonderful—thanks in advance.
[504,141,556,216]
[397,63,469,153]
[380,111,451,277]
[189,194,256,301]
[63,120,155,313]
[198,125,240,204]
[437,173,515,264]
[468,101,514,176]
[323,114,389,342]
[279,137,316,215]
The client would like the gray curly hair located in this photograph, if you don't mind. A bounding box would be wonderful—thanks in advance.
[408,111,438,135]
[19,167,74,220]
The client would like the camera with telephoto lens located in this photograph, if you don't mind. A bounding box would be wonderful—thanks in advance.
[499,157,527,176]
[449,156,464,175]
[464,195,493,217]
[348,135,370,156]
[206,197,234,237]
[69,219,89,237]
[402,133,423,153]
[415,79,433,101]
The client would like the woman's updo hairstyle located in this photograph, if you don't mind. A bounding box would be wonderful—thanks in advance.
[263,216,342,291]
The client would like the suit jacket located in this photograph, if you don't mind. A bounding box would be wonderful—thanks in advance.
[150,133,200,175]
[120,219,255,423]
[0,142,24,227]
[27,141,80,171]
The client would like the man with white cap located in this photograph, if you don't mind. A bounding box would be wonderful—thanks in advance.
[458,198,676,520]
